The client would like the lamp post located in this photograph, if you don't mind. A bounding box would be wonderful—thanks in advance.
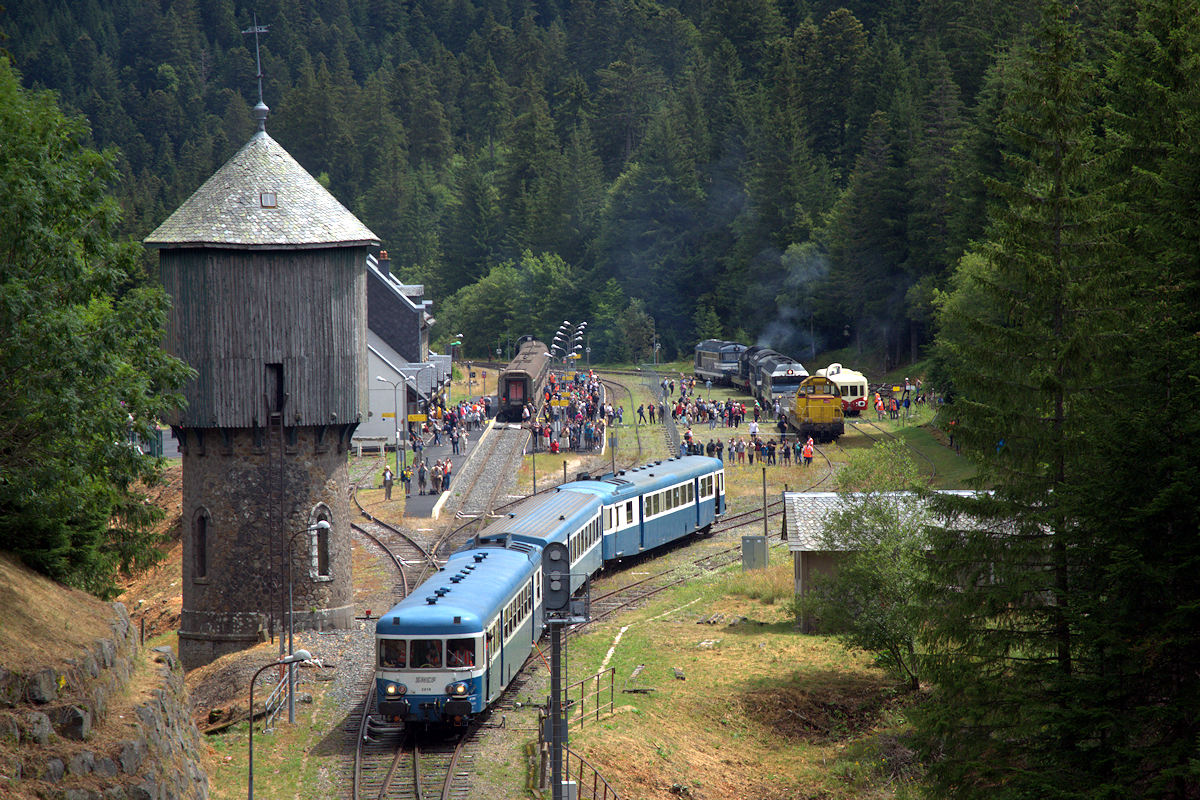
[287,521,329,723]
[453,334,464,404]
[375,376,402,472]
[249,650,311,800]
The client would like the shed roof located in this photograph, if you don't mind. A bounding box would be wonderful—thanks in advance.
[783,490,985,551]
[144,131,378,250]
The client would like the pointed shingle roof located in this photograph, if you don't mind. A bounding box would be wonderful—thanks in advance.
[144,131,378,250]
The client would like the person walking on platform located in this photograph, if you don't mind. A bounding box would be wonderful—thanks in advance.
[382,466,394,500]
[418,460,429,495]
[431,461,443,494]
[443,458,453,490]
[401,464,412,497]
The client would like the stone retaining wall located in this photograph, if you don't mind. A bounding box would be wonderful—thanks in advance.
[0,602,208,800]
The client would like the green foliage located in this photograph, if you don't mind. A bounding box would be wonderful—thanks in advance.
[914,2,1200,797]
[0,57,192,597]
[0,0,1041,365]
[796,441,926,690]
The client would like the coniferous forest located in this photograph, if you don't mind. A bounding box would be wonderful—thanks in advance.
[3,0,1047,364]
[2,1,1199,798]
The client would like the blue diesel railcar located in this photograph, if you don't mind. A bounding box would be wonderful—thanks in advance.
[372,455,725,730]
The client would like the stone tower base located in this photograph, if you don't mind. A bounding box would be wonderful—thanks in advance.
[176,424,356,671]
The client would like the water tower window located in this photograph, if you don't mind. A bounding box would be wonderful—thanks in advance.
[316,522,330,577]
[194,509,210,580]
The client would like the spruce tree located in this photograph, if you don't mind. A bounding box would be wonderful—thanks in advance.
[919,2,1116,796]
[1069,1,1200,794]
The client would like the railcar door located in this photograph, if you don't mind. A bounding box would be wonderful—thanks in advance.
[485,619,501,702]
[639,493,647,552]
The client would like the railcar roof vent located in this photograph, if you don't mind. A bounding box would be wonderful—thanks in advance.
[474,553,488,562]
[435,587,450,596]
[425,596,438,604]
[450,575,462,583]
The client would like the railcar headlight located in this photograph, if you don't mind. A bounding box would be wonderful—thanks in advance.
[384,683,407,696]
[445,681,469,697]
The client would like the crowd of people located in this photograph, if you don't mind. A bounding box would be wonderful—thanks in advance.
[379,393,491,502]
[682,432,815,467]
[377,364,929,504]
[523,369,622,454]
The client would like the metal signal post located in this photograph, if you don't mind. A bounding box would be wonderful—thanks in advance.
[542,543,589,800]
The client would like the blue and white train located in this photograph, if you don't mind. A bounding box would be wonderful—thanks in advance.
[372,455,726,730]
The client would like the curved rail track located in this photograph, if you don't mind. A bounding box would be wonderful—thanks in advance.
[850,418,938,484]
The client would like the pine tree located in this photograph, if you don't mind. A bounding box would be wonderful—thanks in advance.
[822,110,908,360]
[1068,0,1200,794]
[919,3,1118,796]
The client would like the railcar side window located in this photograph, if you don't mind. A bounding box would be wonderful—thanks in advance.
[626,501,634,524]
[447,638,476,668]
[379,639,406,668]
[413,639,442,668]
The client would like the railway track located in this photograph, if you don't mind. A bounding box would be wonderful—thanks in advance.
[571,524,793,635]
[850,418,938,484]
[353,688,478,800]
[440,423,531,548]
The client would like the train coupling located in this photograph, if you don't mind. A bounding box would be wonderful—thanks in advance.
[363,714,405,742]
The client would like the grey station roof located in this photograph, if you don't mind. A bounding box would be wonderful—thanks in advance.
[144,131,379,250]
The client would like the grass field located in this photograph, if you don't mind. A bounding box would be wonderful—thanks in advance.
[563,562,922,800]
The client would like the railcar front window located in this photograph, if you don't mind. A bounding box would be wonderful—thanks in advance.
[773,378,805,393]
[379,639,406,668]
[447,638,477,668]
[413,639,443,668]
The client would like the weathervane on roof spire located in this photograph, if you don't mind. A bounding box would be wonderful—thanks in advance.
[241,13,270,132]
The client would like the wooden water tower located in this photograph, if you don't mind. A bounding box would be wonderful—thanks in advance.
[145,101,378,669]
